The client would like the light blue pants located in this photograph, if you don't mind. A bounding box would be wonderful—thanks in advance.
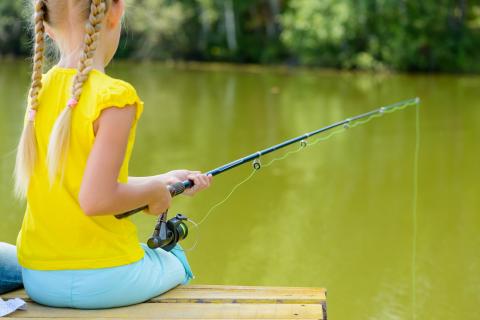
[22,243,194,309]
[0,242,23,294]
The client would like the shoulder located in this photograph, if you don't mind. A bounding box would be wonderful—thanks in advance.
[88,70,144,121]
[90,71,140,106]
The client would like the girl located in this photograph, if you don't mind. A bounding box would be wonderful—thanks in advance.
[14,0,211,309]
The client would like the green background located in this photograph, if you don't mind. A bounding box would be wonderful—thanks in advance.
[1,61,478,319]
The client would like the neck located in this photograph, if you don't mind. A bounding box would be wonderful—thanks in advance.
[57,55,106,73]
[56,35,106,73]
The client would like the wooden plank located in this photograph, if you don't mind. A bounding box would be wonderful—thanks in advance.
[155,285,326,304]
[2,285,327,320]
[1,290,29,300]
[179,285,324,291]
[2,286,327,304]
[7,302,325,319]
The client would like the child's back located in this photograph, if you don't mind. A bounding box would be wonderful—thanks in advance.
[18,66,144,270]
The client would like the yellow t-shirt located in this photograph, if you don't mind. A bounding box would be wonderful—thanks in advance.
[17,66,145,270]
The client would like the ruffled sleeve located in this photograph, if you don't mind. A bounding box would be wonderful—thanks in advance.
[92,79,144,123]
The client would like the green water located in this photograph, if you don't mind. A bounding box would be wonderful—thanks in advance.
[0,61,479,319]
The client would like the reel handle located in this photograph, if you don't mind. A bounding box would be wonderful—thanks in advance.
[114,180,193,219]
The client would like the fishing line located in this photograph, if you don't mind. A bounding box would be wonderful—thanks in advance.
[184,127,348,231]
[175,170,258,253]
[179,217,200,252]
[189,130,344,229]
[181,100,419,251]
[411,103,420,320]
[197,168,257,226]
[262,143,305,167]
[146,98,420,257]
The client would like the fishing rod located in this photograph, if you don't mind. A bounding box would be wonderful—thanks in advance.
[115,97,420,250]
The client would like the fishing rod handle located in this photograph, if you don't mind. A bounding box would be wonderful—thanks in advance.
[114,180,192,219]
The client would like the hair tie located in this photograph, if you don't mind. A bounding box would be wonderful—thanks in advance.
[67,98,78,108]
[28,109,37,121]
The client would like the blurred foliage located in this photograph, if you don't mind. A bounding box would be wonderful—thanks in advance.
[0,1,30,56]
[281,0,480,72]
[121,0,195,59]
[281,0,352,67]
[1,0,480,72]
[122,0,286,63]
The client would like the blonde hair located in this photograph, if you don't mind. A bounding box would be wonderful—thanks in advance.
[14,0,111,198]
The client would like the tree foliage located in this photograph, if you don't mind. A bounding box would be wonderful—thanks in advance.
[1,0,479,72]
[281,0,480,72]
[0,0,30,56]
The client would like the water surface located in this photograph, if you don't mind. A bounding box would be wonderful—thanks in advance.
[0,61,478,319]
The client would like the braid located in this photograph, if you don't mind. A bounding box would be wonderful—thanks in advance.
[30,0,46,111]
[13,0,46,198]
[47,0,107,183]
[72,0,107,101]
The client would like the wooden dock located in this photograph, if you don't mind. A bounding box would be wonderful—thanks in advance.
[1,285,327,319]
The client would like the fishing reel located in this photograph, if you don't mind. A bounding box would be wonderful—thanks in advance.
[147,211,189,251]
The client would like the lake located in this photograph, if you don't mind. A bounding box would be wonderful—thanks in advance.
[0,61,478,319]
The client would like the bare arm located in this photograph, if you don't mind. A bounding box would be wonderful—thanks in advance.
[79,105,171,216]
[128,175,168,185]
[128,171,213,197]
